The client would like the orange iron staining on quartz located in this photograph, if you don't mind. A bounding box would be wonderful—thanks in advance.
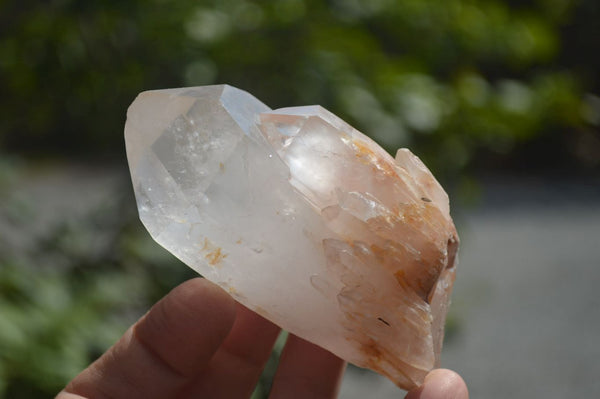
[125,85,459,390]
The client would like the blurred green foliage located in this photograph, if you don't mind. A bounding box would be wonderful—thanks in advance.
[1,0,599,174]
[0,161,195,397]
[1,0,599,397]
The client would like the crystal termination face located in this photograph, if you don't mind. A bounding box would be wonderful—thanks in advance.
[124,85,459,390]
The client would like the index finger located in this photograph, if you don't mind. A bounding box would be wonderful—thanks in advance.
[57,278,236,399]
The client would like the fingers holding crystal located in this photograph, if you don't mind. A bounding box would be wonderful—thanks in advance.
[180,303,281,398]
[60,278,236,399]
[269,334,347,399]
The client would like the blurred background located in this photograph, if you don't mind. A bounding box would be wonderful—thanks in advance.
[0,0,599,398]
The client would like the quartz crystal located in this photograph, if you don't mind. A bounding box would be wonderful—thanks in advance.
[124,85,459,390]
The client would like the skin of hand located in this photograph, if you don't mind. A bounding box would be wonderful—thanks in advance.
[56,278,468,399]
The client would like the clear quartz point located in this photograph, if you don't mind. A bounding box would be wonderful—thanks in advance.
[124,85,459,390]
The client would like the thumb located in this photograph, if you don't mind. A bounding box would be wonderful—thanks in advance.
[404,369,468,399]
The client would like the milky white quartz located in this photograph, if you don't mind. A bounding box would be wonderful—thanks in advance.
[124,85,459,390]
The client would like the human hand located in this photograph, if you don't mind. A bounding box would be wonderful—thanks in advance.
[57,278,468,399]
